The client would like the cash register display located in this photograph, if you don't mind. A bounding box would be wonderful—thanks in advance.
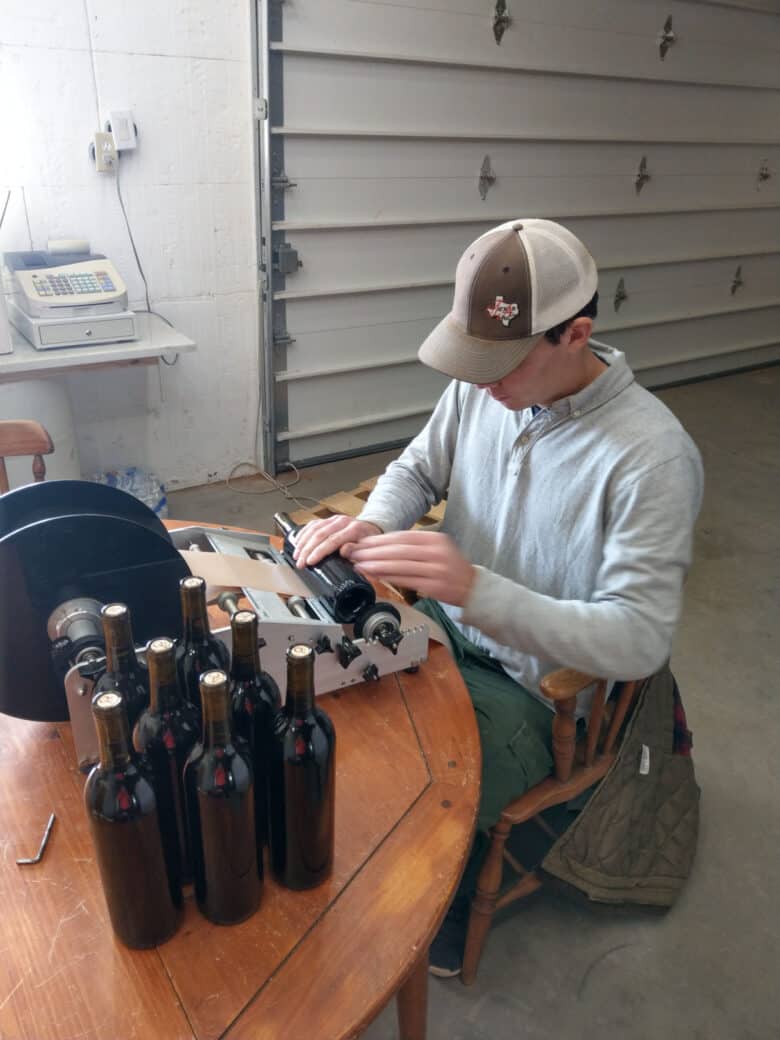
[31,270,117,297]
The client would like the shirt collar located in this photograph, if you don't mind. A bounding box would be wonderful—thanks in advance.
[539,342,634,419]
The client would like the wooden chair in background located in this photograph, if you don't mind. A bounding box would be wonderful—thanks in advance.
[461,668,642,985]
[0,420,54,493]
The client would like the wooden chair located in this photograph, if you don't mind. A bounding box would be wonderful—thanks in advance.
[461,667,643,985]
[0,420,54,493]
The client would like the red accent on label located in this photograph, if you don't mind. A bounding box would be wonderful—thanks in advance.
[117,786,132,812]
[214,763,226,787]
[294,736,307,757]
[163,727,175,751]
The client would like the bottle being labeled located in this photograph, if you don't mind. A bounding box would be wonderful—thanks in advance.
[134,637,200,886]
[230,609,281,857]
[94,603,148,729]
[185,669,261,924]
[176,576,229,715]
[269,644,336,890]
[85,690,181,948]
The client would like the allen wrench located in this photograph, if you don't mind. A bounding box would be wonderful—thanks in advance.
[16,813,56,866]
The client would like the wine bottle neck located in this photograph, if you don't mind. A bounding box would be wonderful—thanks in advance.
[147,645,180,714]
[95,704,132,771]
[181,579,209,641]
[104,622,137,675]
[183,611,208,640]
[286,645,315,715]
[231,610,261,681]
[200,671,232,748]
[288,687,314,715]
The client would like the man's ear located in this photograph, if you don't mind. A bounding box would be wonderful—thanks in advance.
[564,316,593,353]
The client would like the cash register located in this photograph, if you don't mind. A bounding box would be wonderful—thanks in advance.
[3,240,136,350]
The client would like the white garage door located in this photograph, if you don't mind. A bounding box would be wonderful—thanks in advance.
[256,0,780,472]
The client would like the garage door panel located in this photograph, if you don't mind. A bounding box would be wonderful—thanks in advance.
[279,212,780,298]
[283,288,451,337]
[282,138,779,184]
[280,0,780,89]
[283,362,447,432]
[604,305,780,370]
[282,55,778,142]
[280,313,439,374]
[281,414,433,466]
[261,0,780,469]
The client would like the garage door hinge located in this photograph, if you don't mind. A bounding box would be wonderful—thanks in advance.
[272,172,298,191]
[273,242,303,275]
[254,97,268,120]
[273,331,296,348]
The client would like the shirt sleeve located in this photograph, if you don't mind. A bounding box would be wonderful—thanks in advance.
[460,452,704,680]
[357,380,461,532]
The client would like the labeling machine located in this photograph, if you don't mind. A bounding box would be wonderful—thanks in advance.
[0,481,429,767]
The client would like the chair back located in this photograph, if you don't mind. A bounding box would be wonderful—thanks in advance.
[0,420,54,493]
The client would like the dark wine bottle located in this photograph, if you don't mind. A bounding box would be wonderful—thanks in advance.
[84,690,181,948]
[184,669,261,924]
[133,637,200,886]
[176,576,229,714]
[269,644,335,890]
[93,602,148,728]
[230,609,281,855]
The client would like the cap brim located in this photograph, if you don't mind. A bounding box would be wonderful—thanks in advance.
[418,315,540,384]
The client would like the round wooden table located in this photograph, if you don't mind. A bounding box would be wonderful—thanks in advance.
[0,524,481,1040]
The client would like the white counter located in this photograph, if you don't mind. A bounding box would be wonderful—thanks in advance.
[0,312,196,381]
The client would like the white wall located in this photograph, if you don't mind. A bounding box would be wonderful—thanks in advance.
[0,1,260,489]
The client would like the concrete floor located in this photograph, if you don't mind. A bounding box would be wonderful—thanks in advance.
[169,366,780,1040]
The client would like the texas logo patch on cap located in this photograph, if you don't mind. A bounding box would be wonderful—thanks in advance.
[486,296,519,327]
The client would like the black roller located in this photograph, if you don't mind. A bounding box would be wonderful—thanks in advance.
[0,479,169,541]
[273,511,375,624]
[0,511,189,722]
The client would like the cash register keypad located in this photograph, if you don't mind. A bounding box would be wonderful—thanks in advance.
[31,270,117,297]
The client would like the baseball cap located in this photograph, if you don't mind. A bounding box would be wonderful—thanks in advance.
[418,218,598,383]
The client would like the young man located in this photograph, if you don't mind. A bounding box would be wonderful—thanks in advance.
[292,219,704,975]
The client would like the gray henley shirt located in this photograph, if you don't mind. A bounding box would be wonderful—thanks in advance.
[358,344,704,715]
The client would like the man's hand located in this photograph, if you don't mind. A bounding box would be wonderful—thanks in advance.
[292,514,383,569]
[346,530,477,608]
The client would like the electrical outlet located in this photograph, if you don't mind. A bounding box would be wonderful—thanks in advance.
[92,131,117,173]
[106,110,138,151]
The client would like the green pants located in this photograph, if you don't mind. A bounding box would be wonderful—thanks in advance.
[415,598,554,834]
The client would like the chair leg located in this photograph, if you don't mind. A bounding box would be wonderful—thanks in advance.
[461,817,511,985]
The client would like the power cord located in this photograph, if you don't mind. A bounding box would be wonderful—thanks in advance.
[115,156,309,504]
[226,460,323,512]
[114,160,179,363]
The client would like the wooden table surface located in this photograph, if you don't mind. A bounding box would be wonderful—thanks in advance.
[0,525,481,1040]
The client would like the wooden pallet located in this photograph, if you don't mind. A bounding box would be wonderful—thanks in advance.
[289,476,446,529]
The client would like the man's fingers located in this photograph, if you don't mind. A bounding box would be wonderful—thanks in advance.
[293,515,350,562]
[303,530,354,567]
[348,543,448,565]
[351,558,444,582]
